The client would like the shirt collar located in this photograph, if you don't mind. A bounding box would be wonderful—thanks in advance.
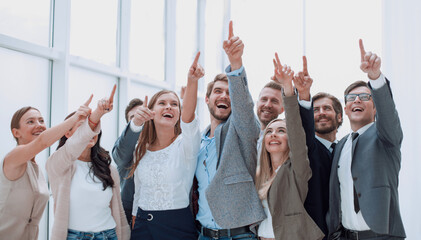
[315,135,337,150]
[351,122,374,137]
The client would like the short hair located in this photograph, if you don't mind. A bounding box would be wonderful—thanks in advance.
[125,98,143,123]
[344,81,369,103]
[313,92,343,128]
[206,73,228,98]
[262,81,282,92]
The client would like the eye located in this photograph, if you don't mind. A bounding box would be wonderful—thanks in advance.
[314,108,320,113]
[324,106,332,111]
[214,89,221,94]
[27,120,34,124]
[266,129,273,134]
[278,128,286,133]
[39,119,45,124]
[158,102,165,105]
[171,102,178,107]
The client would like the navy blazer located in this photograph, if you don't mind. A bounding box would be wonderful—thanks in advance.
[299,104,332,239]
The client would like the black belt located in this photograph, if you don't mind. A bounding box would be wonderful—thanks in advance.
[341,228,382,240]
[200,225,251,239]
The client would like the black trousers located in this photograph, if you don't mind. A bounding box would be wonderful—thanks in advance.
[130,207,197,240]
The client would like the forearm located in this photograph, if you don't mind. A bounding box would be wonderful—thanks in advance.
[181,79,198,123]
[112,124,140,168]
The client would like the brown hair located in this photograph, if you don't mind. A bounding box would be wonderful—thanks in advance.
[313,92,343,128]
[128,90,182,178]
[263,81,282,92]
[125,98,144,123]
[344,81,369,103]
[10,106,40,143]
[206,73,228,98]
[255,118,290,199]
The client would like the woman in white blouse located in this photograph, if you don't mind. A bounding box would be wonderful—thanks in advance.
[46,86,130,240]
[128,53,203,240]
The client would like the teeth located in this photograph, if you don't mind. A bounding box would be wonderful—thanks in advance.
[163,113,173,118]
[217,102,228,109]
[269,141,280,145]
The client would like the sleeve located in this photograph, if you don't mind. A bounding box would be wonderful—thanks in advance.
[180,117,201,169]
[132,170,140,216]
[299,103,318,155]
[46,119,100,178]
[112,123,141,174]
[110,167,131,240]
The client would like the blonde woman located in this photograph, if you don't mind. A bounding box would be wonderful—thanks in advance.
[256,53,324,240]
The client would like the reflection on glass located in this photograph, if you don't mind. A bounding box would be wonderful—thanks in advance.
[175,0,197,87]
[0,0,50,46]
[70,0,118,66]
[130,0,165,81]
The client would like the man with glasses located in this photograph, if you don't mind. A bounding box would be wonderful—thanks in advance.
[327,40,405,240]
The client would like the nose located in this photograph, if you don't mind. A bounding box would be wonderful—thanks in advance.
[353,95,362,103]
[165,103,171,109]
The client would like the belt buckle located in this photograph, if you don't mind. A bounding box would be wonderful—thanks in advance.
[212,229,219,239]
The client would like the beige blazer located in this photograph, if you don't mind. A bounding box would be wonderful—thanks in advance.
[266,94,324,240]
[0,158,49,240]
[46,120,130,240]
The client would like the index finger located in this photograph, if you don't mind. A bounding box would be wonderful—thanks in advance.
[192,52,200,67]
[108,84,117,103]
[228,21,234,40]
[359,39,366,62]
[275,52,282,67]
[303,56,308,75]
[84,94,93,106]
[143,96,148,108]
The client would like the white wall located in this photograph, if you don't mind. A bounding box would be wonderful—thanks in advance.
[383,1,421,239]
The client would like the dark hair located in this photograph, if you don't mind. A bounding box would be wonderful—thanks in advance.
[57,112,114,190]
[263,81,282,91]
[313,92,343,128]
[10,106,40,143]
[206,73,228,98]
[344,81,369,103]
[128,90,181,178]
[125,98,144,123]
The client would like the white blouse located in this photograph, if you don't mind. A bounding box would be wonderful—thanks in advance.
[132,118,200,213]
[68,160,116,232]
[258,199,275,238]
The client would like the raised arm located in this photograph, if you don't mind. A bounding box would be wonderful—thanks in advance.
[182,52,203,123]
[4,96,92,181]
[89,84,116,129]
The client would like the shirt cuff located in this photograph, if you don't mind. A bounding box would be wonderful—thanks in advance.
[298,98,312,110]
[226,65,244,76]
[129,120,143,132]
[369,73,386,89]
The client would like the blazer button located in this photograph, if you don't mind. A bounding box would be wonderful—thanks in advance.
[353,177,357,181]
[358,193,361,197]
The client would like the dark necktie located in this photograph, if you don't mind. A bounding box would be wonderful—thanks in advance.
[330,142,336,154]
[351,132,360,213]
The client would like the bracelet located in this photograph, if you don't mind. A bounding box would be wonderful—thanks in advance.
[88,117,99,127]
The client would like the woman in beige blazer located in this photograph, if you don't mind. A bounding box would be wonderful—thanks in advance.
[255,54,324,240]
[0,101,91,240]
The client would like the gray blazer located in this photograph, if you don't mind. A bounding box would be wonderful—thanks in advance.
[112,123,141,224]
[205,67,266,228]
[327,79,406,238]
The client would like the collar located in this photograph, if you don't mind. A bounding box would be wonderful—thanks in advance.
[351,122,374,137]
[315,135,337,150]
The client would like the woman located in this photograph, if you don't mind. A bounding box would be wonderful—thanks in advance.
[255,53,324,240]
[46,85,130,240]
[0,101,91,240]
[129,52,203,240]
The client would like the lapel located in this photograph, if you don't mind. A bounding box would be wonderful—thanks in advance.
[332,135,348,172]
[215,123,223,169]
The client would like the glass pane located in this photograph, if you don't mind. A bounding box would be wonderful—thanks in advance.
[175,0,197,87]
[68,67,118,152]
[70,0,118,66]
[231,0,303,100]
[130,0,165,81]
[0,0,50,46]
[0,47,50,240]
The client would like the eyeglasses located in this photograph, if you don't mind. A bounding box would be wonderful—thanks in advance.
[345,93,372,102]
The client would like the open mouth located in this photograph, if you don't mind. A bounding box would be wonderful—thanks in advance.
[352,107,364,112]
[162,113,174,119]
[217,102,229,109]
[269,141,281,145]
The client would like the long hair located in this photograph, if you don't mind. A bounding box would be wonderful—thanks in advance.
[128,90,181,178]
[10,106,40,143]
[57,112,114,190]
[255,118,290,200]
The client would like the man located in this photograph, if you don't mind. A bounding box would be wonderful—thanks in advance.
[112,97,144,227]
[294,56,343,239]
[327,40,405,239]
[193,21,265,240]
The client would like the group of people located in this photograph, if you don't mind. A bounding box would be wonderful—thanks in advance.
[0,21,405,240]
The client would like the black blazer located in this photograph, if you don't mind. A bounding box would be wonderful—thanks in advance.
[299,104,333,239]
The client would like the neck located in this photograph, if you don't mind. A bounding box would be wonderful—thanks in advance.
[316,130,337,142]
[270,151,289,171]
[260,123,267,131]
[78,147,92,162]
[152,125,177,150]
[209,116,222,138]
[350,120,373,132]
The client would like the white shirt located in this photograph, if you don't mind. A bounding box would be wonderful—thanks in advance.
[68,160,116,232]
[132,118,200,213]
[258,199,275,238]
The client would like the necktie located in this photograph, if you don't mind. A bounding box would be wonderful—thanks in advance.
[330,142,336,154]
[351,132,360,213]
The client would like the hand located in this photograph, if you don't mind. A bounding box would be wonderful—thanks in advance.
[359,39,381,80]
[223,21,244,70]
[271,53,294,96]
[188,52,205,83]
[293,56,313,100]
[74,94,93,121]
[132,96,155,127]
[96,84,116,116]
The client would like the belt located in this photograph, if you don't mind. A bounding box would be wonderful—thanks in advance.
[341,228,381,240]
[201,225,251,239]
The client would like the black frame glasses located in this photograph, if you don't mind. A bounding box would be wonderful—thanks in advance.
[345,93,372,102]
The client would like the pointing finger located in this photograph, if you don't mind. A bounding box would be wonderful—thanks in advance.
[303,56,309,76]
[192,52,200,68]
[228,21,234,40]
[143,96,148,108]
[109,84,117,103]
[84,94,93,107]
[359,39,366,62]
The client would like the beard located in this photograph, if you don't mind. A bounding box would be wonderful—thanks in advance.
[315,115,340,134]
[258,108,278,128]
[208,105,230,121]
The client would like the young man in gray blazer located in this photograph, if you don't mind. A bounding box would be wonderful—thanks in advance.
[193,21,265,240]
[327,40,405,240]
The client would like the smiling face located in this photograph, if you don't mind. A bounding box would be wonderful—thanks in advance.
[313,97,342,134]
[206,80,231,121]
[12,109,47,145]
[257,87,284,128]
[344,86,376,131]
[264,120,289,154]
[151,92,181,128]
